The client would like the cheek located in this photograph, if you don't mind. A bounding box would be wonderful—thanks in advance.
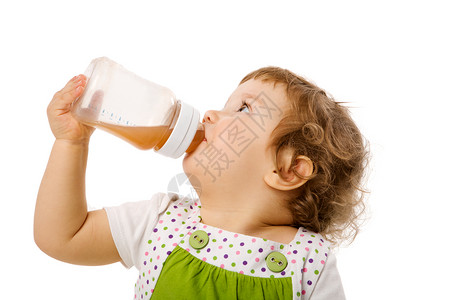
[182,117,270,181]
[214,118,260,154]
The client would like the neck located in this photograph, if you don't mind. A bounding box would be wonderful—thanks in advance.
[198,185,297,243]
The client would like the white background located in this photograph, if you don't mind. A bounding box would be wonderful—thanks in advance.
[1,0,449,299]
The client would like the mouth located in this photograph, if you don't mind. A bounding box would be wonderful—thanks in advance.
[202,138,207,142]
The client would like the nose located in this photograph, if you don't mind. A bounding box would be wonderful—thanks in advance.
[202,110,220,124]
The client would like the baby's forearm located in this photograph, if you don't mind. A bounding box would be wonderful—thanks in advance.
[34,139,90,256]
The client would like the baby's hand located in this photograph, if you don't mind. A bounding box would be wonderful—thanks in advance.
[47,75,94,143]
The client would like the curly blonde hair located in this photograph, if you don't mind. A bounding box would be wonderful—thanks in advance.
[240,67,369,246]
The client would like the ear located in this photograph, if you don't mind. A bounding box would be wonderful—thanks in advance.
[264,148,314,191]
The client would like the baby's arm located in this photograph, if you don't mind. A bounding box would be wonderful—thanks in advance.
[34,75,120,266]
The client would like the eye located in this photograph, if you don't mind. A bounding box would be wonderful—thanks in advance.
[237,101,250,113]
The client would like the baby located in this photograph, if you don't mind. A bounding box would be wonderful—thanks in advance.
[35,67,368,299]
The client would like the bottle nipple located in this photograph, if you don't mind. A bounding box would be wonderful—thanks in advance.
[155,101,204,158]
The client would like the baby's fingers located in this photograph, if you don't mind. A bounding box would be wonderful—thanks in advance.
[54,75,87,105]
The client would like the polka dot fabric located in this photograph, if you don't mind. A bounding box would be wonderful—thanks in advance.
[134,196,330,300]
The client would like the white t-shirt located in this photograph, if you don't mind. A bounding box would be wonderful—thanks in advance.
[104,192,346,299]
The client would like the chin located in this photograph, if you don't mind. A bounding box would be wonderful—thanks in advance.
[182,152,194,174]
[182,154,202,181]
[181,155,206,199]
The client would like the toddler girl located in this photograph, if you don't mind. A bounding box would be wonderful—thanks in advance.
[35,66,368,299]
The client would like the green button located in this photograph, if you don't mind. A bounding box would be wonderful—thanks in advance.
[265,252,288,273]
[189,230,209,249]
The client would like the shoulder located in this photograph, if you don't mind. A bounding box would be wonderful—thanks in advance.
[165,192,201,210]
[157,193,201,223]
[291,228,331,278]
[103,192,191,235]
[146,192,202,236]
[292,227,331,254]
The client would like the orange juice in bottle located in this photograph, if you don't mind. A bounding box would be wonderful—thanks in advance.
[71,57,204,158]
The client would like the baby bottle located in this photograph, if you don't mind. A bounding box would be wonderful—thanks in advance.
[71,57,204,158]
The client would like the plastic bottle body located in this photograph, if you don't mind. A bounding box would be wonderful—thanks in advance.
[71,57,204,158]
